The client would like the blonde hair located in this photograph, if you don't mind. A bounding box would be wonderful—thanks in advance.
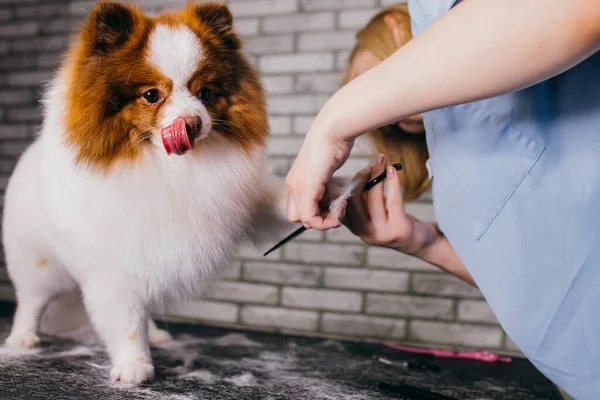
[343,4,430,202]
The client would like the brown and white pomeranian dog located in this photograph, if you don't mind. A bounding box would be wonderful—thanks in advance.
[2,1,294,384]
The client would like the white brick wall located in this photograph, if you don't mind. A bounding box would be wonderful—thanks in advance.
[0,0,518,355]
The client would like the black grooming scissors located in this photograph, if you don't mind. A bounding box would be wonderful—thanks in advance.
[263,163,402,257]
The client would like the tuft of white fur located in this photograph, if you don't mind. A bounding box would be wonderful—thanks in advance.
[328,178,358,219]
[325,176,368,219]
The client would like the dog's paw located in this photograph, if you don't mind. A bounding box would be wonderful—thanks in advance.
[5,332,40,349]
[149,328,172,345]
[110,358,155,384]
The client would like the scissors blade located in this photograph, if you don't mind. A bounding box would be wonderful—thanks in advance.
[263,225,307,256]
[263,163,402,257]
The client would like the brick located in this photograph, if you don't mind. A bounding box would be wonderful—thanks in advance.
[263,76,294,95]
[0,159,17,174]
[416,188,433,203]
[404,203,435,222]
[0,22,38,38]
[0,284,15,301]
[266,157,289,177]
[40,19,81,35]
[267,94,328,114]
[168,300,239,324]
[352,136,378,156]
[381,0,407,6]
[412,273,483,298]
[322,313,405,339]
[267,136,305,156]
[367,247,439,272]
[262,12,334,33]
[333,157,371,177]
[0,125,33,139]
[15,4,69,18]
[260,53,334,73]
[0,0,38,5]
[234,18,260,36]
[282,287,362,312]
[127,0,190,9]
[298,31,356,51]
[229,0,298,17]
[11,37,67,53]
[243,35,294,55]
[268,115,292,135]
[324,267,409,292]
[292,115,314,135]
[237,242,281,260]
[457,300,499,324]
[296,227,324,241]
[0,140,31,157]
[37,54,61,69]
[7,71,54,87]
[338,8,380,29]
[0,90,34,106]
[244,262,321,286]
[336,50,351,70]
[0,41,8,55]
[241,305,318,331]
[300,0,377,11]
[324,225,363,244]
[0,8,11,21]
[6,108,42,124]
[220,260,242,280]
[284,242,364,266]
[69,1,99,16]
[366,294,454,320]
[209,281,278,305]
[0,55,37,70]
[295,72,342,93]
[504,335,521,352]
[409,321,504,348]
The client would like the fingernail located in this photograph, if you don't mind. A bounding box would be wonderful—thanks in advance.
[377,154,386,164]
[387,166,395,177]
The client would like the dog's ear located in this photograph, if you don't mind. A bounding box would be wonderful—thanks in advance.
[85,1,140,54]
[193,2,240,49]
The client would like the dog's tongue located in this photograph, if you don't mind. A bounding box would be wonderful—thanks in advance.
[161,117,193,156]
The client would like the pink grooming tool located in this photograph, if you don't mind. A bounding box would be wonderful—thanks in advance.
[381,342,512,363]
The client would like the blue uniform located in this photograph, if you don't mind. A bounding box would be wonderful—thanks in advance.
[407,1,600,398]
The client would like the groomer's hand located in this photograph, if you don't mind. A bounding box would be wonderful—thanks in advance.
[285,119,354,230]
[344,155,438,256]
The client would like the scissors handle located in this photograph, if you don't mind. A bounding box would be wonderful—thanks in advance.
[263,163,402,257]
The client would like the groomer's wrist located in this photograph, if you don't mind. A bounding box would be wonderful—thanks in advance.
[312,97,358,144]
[410,221,444,261]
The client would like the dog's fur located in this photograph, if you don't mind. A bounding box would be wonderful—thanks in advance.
[2,1,291,383]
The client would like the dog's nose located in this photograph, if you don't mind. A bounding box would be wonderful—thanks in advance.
[184,116,202,140]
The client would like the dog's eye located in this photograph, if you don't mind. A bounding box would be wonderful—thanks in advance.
[142,89,161,104]
[198,87,211,103]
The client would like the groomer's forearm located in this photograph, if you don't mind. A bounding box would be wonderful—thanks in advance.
[414,224,476,286]
[318,0,600,140]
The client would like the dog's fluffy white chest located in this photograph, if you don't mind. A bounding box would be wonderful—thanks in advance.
[11,128,265,301]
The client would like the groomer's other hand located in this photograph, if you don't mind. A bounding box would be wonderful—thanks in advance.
[344,154,438,256]
[285,120,354,230]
